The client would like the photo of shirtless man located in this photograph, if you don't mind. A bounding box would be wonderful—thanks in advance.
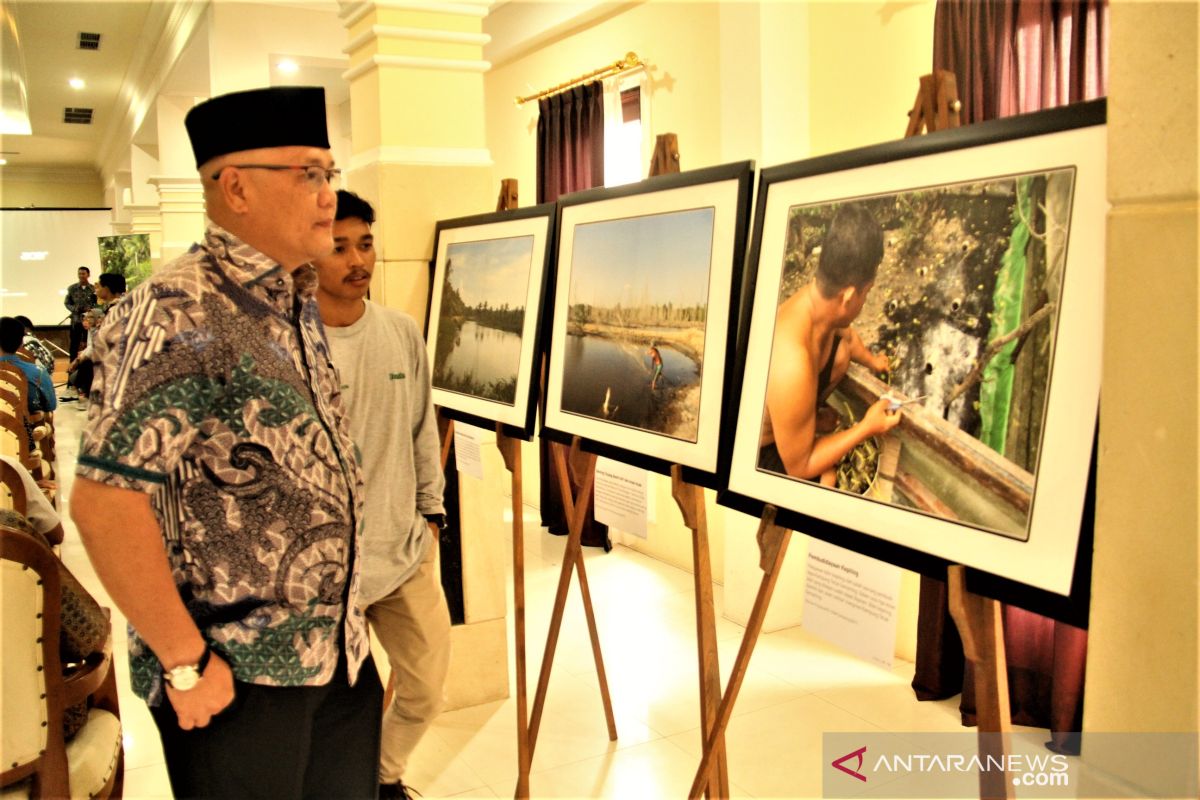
[758,205,899,486]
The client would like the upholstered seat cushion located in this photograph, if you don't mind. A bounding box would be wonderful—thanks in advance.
[0,712,121,800]
[66,709,122,799]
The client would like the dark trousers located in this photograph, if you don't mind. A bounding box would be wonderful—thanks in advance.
[68,320,86,362]
[69,359,93,397]
[150,653,383,800]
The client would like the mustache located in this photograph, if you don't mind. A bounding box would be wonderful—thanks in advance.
[344,270,371,281]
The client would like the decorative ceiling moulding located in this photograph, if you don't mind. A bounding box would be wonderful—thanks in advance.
[0,166,100,184]
[342,54,491,83]
[341,0,492,30]
[348,145,493,171]
[343,25,491,54]
[96,0,208,178]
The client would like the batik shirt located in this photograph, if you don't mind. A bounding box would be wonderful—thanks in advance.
[76,224,370,705]
[22,335,55,376]
[65,282,96,323]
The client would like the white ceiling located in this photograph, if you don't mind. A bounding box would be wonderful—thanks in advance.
[0,0,618,178]
[1,1,154,171]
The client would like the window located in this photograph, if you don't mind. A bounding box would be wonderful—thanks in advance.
[603,70,651,187]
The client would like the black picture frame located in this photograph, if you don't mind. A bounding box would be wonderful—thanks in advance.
[426,203,556,441]
[719,100,1106,616]
[540,161,755,488]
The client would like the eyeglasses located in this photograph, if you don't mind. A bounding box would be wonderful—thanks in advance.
[211,164,342,192]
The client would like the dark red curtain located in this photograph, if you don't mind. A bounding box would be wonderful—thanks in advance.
[916,0,1106,754]
[933,0,1108,124]
[535,81,609,547]
[536,82,605,204]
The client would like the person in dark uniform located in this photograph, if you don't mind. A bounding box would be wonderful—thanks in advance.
[64,266,96,362]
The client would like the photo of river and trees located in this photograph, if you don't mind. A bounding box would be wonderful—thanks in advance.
[560,207,716,442]
[432,235,535,405]
[757,168,1075,538]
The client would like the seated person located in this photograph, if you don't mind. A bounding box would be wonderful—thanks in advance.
[67,308,105,400]
[15,315,56,376]
[0,316,57,415]
[759,205,899,486]
[0,452,64,544]
[64,276,124,402]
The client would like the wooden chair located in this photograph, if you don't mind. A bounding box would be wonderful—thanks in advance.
[0,371,52,480]
[0,458,28,515]
[0,526,124,799]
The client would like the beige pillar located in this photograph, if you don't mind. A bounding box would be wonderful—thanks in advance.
[1082,3,1198,796]
[341,0,508,710]
[341,0,495,326]
[127,203,163,269]
[148,176,206,265]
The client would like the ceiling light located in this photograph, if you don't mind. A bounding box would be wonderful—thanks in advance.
[0,158,6,166]
[20,252,48,261]
[69,77,85,90]
[277,59,299,75]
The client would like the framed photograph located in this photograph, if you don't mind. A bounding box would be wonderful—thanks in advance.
[723,101,1105,598]
[427,203,555,438]
[542,162,754,481]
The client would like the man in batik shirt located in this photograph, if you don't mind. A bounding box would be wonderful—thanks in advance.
[71,86,381,799]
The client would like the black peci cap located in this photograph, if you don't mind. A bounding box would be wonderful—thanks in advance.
[185,86,331,168]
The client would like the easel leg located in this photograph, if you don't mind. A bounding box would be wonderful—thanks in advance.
[947,565,1013,800]
[691,498,729,798]
[689,508,791,799]
[572,542,619,740]
[528,442,616,753]
[496,429,531,798]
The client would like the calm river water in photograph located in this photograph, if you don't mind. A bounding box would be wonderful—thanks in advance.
[561,334,700,438]
[436,321,522,397]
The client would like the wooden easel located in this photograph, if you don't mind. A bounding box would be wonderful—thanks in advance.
[692,74,1013,800]
[525,133,735,799]
[432,178,541,797]
[905,69,962,136]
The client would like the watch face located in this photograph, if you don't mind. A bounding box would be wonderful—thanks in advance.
[166,667,201,691]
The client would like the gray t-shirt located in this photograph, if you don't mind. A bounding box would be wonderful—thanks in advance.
[325,300,445,606]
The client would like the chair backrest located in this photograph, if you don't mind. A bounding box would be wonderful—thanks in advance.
[0,526,65,795]
[0,526,122,799]
[0,459,28,514]
[0,363,29,413]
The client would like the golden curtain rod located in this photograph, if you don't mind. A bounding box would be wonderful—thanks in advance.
[514,51,645,106]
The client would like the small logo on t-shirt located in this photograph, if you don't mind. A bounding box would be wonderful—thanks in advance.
[389,372,406,380]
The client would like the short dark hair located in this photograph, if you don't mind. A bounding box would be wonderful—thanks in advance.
[335,190,375,225]
[99,273,126,295]
[0,317,24,353]
[815,205,884,296]
[78,266,91,275]
[14,316,33,331]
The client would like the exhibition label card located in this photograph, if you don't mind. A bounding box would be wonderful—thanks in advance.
[453,423,486,481]
[802,538,901,669]
[594,456,649,538]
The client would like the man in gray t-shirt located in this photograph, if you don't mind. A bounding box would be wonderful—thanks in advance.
[314,190,448,800]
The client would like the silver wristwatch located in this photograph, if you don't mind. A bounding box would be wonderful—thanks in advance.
[163,644,212,691]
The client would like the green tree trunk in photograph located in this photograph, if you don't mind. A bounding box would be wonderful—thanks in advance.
[980,176,1033,452]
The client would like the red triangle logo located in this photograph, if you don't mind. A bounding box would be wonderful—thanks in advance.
[832,746,868,782]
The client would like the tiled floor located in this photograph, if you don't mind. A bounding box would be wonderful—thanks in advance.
[54,405,975,799]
